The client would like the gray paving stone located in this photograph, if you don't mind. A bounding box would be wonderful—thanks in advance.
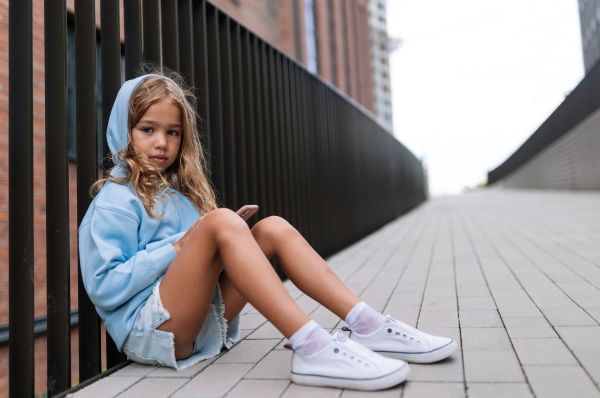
[281,383,343,398]
[458,296,496,310]
[420,297,458,311]
[246,322,284,339]
[172,364,253,397]
[511,338,578,365]
[524,365,600,398]
[459,310,503,328]
[495,304,543,318]
[466,383,533,398]
[111,363,159,377]
[407,353,463,382]
[148,357,216,378]
[541,307,599,326]
[502,317,557,339]
[573,350,600,384]
[216,339,281,364]
[417,310,459,328]
[225,380,290,398]
[310,305,341,329]
[402,381,465,398]
[587,307,600,323]
[457,284,491,297]
[463,350,525,382]
[74,376,141,398]
[116,378,188,398]
[555,326,600,350]
[243,350,292,380]
[461,328,512,350]
[339,385,404,397]
[240,313,267,330]
[389,292,423,305]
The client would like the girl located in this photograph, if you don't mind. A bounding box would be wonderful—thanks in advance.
[79,70,457,391]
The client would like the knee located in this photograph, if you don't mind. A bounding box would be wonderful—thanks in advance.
[204,208,249,242]
[251,216,295,242]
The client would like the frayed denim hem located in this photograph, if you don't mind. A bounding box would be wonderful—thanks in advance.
[122,280,242,371]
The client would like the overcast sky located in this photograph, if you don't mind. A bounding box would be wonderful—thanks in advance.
[387,0,585,196]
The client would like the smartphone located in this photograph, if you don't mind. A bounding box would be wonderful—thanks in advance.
[236,205,259,221]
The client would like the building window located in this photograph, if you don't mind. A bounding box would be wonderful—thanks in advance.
[304,0,318,73]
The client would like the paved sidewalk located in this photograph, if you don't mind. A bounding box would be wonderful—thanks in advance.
[73,190,600,398]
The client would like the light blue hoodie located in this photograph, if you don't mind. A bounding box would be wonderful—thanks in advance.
[78,75,212,351]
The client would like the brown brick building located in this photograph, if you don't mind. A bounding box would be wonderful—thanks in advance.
[0,0,374,396]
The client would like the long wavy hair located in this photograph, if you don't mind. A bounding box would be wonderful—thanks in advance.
[91,67,217,218]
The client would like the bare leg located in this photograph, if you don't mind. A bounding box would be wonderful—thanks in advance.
[157,209,310,360]
[251,217,361,320]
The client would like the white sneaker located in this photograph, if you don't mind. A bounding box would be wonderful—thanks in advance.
[344,315,457,364]
[288,331,410,390]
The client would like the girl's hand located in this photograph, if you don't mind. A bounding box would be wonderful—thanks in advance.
[172,217,203,254]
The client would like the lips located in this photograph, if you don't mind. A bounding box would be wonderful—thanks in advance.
[150,156,167,164]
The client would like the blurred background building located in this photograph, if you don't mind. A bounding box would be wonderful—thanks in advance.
[367,0,393,129]
[578,0,600,73]
[217,0,384,123]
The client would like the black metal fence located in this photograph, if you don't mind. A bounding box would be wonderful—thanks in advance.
[488,60,600,184]
[8,0,426,396]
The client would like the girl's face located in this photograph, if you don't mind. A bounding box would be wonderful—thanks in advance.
[131,99,182,171]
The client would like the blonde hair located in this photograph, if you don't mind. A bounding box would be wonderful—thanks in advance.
[91,66,217,218]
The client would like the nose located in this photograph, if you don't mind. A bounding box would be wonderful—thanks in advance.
[154,132,167,149]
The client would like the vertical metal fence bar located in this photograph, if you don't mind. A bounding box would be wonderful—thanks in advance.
[219,14,237,209]
[287,64,301,236]
[192,0,211,168]
[313,81,326,254]
[276,55,290,224]
[75,0,101,382]
[261,43,274,216]
[124,0,142,79]
[178,0,194,89]
[332,95,343,247]
[309,74,321,250]
[161,0,180,73]
[240,29,256,214]
[100,0,128,369]
[44,0,70,394]
[298,69,314,248]
[8,0,34,396]
[281,59,296,229]
[142,0,161,64]
[230,23,248,209]
[252,38,268,221]
[270,50,283,218]
[206,5,225,204]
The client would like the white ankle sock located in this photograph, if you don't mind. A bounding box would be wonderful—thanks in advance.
[289,320,333,355]
[345,301,388,335]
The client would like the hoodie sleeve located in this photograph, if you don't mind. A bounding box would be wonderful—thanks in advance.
[79,206,179,312]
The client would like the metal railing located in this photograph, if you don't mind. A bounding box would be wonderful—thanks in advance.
[488,60,600,185]
[8,0,426,396]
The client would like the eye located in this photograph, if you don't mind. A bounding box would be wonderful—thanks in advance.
[141,127,152,133]
[168,130,180,136]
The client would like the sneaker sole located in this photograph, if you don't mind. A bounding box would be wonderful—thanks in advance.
[376,340,458,363]
[291,362,410,391]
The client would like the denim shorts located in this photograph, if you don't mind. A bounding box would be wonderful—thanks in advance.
[122,281,241,371]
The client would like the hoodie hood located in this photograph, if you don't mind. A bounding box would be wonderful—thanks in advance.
[107,74,182,169]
